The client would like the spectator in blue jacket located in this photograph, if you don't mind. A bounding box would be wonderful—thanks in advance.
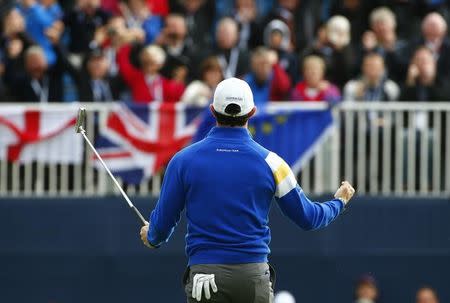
[17,0,58,65]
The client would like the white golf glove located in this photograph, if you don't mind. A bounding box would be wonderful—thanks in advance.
[192,273,218,301]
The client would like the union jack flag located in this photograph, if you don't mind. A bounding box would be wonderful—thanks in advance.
[95,102,205,184]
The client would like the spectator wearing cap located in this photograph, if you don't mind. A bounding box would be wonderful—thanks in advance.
[117,43,185,103]
[354,274,378,303]
[416,287,439,303]
[264,19,298,82]
[244,46,291,105]
[156,14,203,82]
[291,55,341,103]
[361,7,409,82]
[118,0,163,45]
[401,46,450,101]
[344,53,399,102]
[180,56,224,107]
[214,17,250,79]
[63,0,111,55]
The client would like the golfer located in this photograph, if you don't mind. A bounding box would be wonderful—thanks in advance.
[140,77,355,303]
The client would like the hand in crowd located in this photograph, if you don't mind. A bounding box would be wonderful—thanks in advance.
[45,21,64,45]
[407,63,420,86]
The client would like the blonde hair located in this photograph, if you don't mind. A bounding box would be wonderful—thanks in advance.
[141,45,166,66]
[370,7,396,28]
[327,15,351,48]
[303,55,325,72]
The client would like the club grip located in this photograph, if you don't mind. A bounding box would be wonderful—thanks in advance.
[131,205,147,226]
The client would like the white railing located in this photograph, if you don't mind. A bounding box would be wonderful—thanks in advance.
[0,101,450,197]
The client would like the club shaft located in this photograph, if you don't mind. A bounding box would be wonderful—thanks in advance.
[80,127,147,225]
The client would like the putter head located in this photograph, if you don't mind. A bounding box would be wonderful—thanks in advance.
[75,107,86,133]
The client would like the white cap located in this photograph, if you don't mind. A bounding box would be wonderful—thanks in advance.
[212,77,254,117]
[274,291,296,303]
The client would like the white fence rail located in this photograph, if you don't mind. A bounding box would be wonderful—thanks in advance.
[1,101,450,197]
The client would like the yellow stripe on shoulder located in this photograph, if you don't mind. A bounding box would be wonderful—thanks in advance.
[273,161,290,185]
[265,152,298,197]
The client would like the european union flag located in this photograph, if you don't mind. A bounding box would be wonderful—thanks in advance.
[193,104,334,173]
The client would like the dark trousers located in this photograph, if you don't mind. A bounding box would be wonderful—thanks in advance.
[183,263,276,303]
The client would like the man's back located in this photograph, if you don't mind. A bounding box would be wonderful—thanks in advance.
[141,77,355,303]
[182,127,274,265]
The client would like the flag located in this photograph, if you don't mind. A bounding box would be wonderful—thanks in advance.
[95,102,204,184]
[0,105,83,164]
[193,102,334,174]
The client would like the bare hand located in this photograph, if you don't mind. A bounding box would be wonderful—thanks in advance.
[334,181,355,204]
[140,221,154,249]
[45,26,62,45]
[318,80,330,91]
[407,64,419,86]
[355,80,366,98]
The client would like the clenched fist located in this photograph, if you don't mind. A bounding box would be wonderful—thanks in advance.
[334,181,355,204]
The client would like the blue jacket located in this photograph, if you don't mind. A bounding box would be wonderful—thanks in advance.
[148,127,344,265]
[18,4,56,65]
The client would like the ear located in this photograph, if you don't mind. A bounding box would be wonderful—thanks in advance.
[248,106,257,118]
[209,104,217,117]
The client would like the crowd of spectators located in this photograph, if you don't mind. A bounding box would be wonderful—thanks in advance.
[1,0,450,104]
[273,274,442,303]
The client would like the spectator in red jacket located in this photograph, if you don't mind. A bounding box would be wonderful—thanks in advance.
[291,55,341,103]
[117,44,185,103]
[243,46,291,105]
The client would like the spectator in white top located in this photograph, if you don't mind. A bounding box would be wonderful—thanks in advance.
[344,52,399,102]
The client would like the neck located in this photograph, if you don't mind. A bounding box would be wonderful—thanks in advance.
[216,123,248,128]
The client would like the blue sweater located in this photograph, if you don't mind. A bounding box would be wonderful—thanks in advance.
[148,127,344,265]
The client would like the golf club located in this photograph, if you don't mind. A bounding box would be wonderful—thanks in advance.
[75,107,147,225]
